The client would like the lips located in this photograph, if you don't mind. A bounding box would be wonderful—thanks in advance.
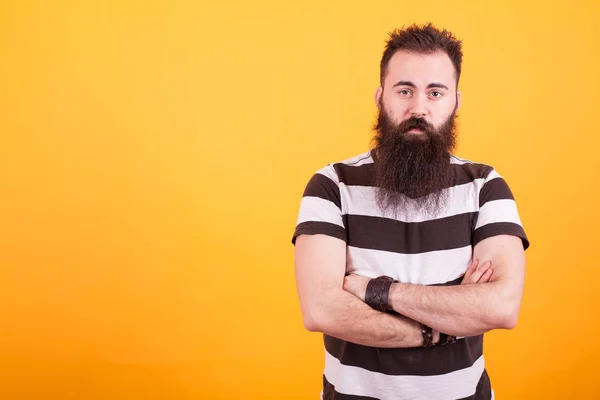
[398,117,433,135]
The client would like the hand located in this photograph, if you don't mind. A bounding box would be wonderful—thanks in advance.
[343,273,370,302]
[461,258,493,285]
[432,329,441,344]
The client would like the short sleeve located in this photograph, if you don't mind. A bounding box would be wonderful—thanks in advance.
[473,169,530,250]
[291,165,347,245]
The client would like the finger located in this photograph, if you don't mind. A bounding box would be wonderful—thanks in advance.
[467,258,479,272]
[476,260,491,272]
[468,260,491,283]
[342,275,351,290]
[462,258,479,282]
[478,268,494,283]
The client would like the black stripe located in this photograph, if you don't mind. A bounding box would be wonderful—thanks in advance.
[346,213,475,254]
[332,161,493,189]
[479,177,515,207]
[433,275,463,286]
[333,162,375,187]
[456,369,492,400]
[303,172,342,209]
[324,334,483,376]
[292,221,346,245]
[453,162,494,186]
[322,375,379,400]
[473,222,530,250]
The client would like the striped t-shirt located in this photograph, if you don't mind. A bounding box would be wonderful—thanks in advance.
[292,150,529,400]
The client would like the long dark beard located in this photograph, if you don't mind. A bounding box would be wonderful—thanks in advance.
[372,104,458,216]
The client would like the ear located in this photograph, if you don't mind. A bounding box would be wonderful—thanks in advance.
[456,90,462,111]
[375,86,383,108]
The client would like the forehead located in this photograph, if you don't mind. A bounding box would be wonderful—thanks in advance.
[384,50,456,89]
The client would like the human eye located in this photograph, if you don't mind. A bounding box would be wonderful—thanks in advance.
[429,91,443,98]
[397,89,412,96]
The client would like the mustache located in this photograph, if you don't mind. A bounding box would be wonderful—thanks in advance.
[397,117,435,134]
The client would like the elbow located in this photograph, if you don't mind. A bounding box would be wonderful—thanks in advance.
[500,309,520,330]
[303,313,321,332]
[486,286,522,330]
[493,312,518,330]
[299,289,342,333]
[489,304,520,330]
[301,306,331,333]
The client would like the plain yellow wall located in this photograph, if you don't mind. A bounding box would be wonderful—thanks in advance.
[1,1,599,399]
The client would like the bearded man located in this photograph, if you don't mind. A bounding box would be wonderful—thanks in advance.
[292,23,529,400]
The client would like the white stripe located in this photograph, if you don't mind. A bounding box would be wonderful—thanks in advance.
[297,197,344,227]
[485,169,502,181]
[340,180,484,223]
[315,165,340,184]
[475,199,523,229]
[352,157,374,166]
[346,155,374,166]
[450,155,472,165]
[346,245,472,285]
[324,351,485,400]
[338,151,374,167]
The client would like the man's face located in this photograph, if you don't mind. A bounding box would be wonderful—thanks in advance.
[372,50,461,214]
[376,50,460,133]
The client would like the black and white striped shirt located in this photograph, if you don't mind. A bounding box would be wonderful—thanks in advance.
[292,150,529,400]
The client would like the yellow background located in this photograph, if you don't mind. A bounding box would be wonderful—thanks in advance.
[1,1,598,399]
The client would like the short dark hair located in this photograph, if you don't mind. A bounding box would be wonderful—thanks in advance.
[379,23,463,86]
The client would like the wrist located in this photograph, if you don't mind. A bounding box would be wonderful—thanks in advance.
[420,323,435,348]
[387,281,405,313]
[365,276,395,311]
[438,332,457,346]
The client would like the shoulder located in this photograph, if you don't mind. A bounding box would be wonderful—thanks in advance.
[309,150,374,185]
[334,150,374,167]
[328,150,374,184]
[451,154,518,202]
[450,154,496,182]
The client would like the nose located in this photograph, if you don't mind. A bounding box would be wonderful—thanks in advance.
[409,95,428,117]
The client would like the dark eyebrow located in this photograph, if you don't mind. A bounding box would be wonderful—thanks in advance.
[392,81,450,90]
[427,83,449,90]
[392,81,416,88]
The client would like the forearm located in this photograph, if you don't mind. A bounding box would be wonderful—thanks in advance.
[389,281,515,337]
[306,289,432,348]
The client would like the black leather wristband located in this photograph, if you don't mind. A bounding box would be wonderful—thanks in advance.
[365,276,395,312]
[420,323,435,348]
[439,333,457,346]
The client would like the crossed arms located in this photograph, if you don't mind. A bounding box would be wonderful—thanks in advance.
[294,233,526,348]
